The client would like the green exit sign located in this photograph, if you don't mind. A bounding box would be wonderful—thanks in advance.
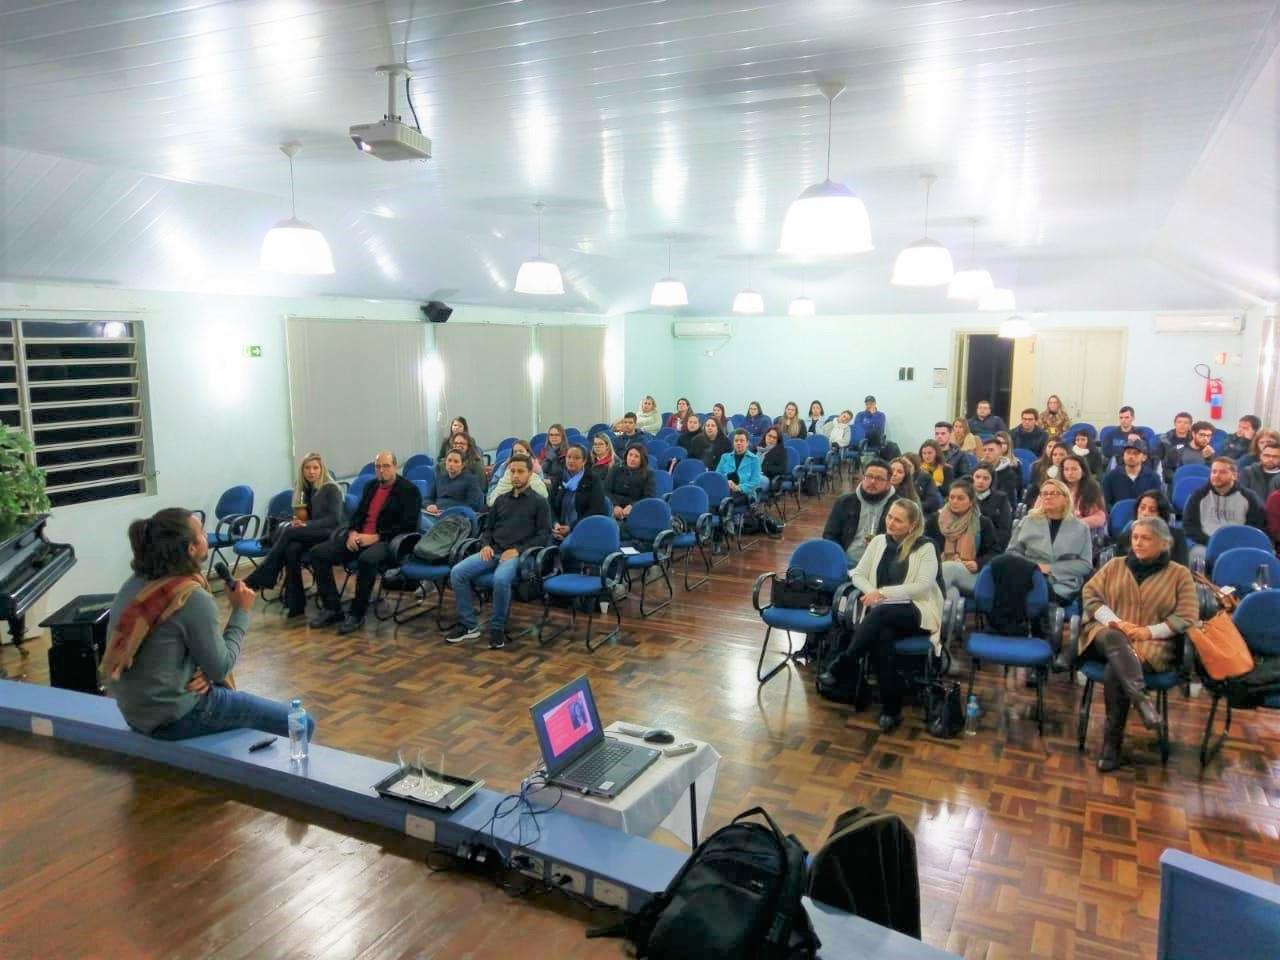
[243,345,262,358]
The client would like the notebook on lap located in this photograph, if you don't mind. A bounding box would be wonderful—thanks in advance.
[529,675,659,799]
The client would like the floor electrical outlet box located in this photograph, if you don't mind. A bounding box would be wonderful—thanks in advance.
[515,853,545,880]
[591,878,628,910]
[551,864,586,895]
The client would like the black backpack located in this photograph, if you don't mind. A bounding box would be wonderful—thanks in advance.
[925,679,964,738]
[412,514,470,563]
[588,807,819,959]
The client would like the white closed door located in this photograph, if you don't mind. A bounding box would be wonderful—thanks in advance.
[1031,329,1127,428]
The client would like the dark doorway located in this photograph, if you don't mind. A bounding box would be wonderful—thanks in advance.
[963,334,1013,423]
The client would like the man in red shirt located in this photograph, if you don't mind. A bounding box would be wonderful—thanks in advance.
[308,451,422,634]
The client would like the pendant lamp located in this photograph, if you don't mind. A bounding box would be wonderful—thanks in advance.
[998,314,1033,339]
[514,201,564,295]
[891,174,953,286]
[732,258,764,314]
[947,218,994,300]
[779,81,873,257]
[787,296,815,317]
[260,142,335,275]
[650,238,688,307]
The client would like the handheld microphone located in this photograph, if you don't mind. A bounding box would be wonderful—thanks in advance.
[213,561,240,593]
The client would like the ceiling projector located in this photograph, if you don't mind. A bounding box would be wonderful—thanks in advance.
[350,64,432,162]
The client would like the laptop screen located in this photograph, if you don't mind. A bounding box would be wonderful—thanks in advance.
[529,675,605,776]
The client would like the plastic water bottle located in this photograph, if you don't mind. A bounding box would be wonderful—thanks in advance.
[1256,563,1271,592]
[964,695,980,736]
[288,699,309,761]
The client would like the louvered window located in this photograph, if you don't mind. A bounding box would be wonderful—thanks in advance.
[5,318,152,507]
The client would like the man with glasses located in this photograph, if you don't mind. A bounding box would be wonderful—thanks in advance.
[308,451,422,635]
[822,459,898,566]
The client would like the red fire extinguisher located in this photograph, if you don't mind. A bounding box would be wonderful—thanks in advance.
[1196,363,1224,420]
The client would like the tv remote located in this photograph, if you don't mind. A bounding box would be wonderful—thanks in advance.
[663,742,697,757]
[614,724,649,738]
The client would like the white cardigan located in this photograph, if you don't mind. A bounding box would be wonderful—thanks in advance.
[851,535,946,653]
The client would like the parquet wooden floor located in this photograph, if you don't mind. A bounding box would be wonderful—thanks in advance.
[2,479,1279,959]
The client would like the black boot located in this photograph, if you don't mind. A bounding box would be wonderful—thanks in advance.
[1099,631,1160,729]
[1097,670,1130,773]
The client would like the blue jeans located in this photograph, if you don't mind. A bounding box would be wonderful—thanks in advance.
[150,685,315,741]
[450,551,521,630]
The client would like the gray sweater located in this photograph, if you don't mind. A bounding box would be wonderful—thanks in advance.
[106,576,248,734]
[1007,513,1094,599]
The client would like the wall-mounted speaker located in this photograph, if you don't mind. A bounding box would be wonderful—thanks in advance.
[421,301,453,323]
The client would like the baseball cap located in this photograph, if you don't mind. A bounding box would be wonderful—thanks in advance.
[1123,436,1148,454]
[864,395,876,404]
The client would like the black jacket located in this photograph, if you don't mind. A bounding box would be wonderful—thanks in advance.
[992,461,1021,505]
[484,488,552,553]
[301,481,344,531]
[611,430,649,455]
[1221,433,1253,461]
[976,489,1013,552]
[1011,426,1047,457]
[968,414,1007,438]
[925,512,1000,569]
[604,465,657,507]
[1239,465,1280,506]
[759,443,788,480]
[676,429,700,452]
[691,433,730,470]
[822,489,898,551]
[549,469,608,527]
[349,474,422,540]
[913,473,942,513]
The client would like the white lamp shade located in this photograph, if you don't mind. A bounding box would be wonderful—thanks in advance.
[260,217,335,274]
[732,290,765,314]
[947,268,994,301]
[978,287,1017,311]
[514,257,564,295]
[998,314,1033,339]
[890,238,954,286]
[788,296,815,317]
[779,180,873,256]
[650,278,688,307]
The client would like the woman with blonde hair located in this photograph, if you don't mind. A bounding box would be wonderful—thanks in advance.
[951,417,979,455]
[1007,477,1093,604]
[776,401,807,439]
[242,452,342,618]
[1039,394,1071,441]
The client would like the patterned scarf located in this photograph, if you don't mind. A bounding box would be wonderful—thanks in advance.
[102,574,207,680]
[936,505,978,562]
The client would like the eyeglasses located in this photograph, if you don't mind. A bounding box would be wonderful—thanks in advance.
[863,474,888,483]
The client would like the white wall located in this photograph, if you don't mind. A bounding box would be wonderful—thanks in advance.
[622,309,1263,443]
[0,280,613,617]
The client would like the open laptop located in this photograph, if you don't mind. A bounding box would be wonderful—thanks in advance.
[529,675,659,799]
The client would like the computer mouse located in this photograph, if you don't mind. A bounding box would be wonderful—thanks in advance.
[643,729,675,745]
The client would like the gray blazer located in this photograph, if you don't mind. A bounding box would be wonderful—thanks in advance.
[306,481,344,531]
[1007,513,1093,599]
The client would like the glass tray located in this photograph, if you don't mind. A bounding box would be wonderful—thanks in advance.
[372,765,484,811]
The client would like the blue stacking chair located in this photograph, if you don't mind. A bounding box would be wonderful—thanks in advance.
[1098,425,1121,456]
[1172,464,1210,490]
[672,459,706,488]
[1070,423,1097,443]
[1172,476,1203,514]
[1108,499,1137,539]
[694,470,745,555]
[1210,547,1280,593]
[348,473,373,500]
[357,461,376,478]
[376,506,479,627]
[536,516,627,651]
[403,453,433,474]
[661,412,673,426]
[531,431,547,451]
[1197,589,1280,767]
[752,539,848,685]
[621,498,676,616]
[657,428,679,443]
[730,414,747,429]
[964,565,1053,734]
[202,485,255,577]
[1211,428,1229,452]
[803,435,832,494]
[776,446,804,518]
[652,470,673,499]
[494,438,517,461]
[1013,447,1037,482]
[1205,525,1273,574]
[646,439,668,459]
[836,581,948,712]
[405,466,434,489]
[660,446,687,470]
[587,423,610,437]
[411,478,430,502]
[666,485,714,591]
[231,488,293,595]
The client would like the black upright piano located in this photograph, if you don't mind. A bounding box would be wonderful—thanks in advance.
[0,515,77,647]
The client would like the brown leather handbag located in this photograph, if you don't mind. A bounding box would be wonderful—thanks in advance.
[1187,574,1254,680]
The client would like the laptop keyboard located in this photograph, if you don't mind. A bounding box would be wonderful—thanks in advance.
[561,741,631,787]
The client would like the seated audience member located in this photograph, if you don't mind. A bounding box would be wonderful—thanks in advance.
[611,412,647,454]
[805,401,826,437]
[540,424,570,483]
[822,459,897,566]
[1080,516,1198,772]
[1050,453,1107,530]
[709,402,729,435]
[677,413,702,452]
[1012,408,1047,457]
[437,416,472,460]
[614,395,660,435]
[971,464,1013,551]
[1238,428,1280,470]
[487,440,549,506]
[980,436,1020,504]
[907,454,942,512]
[605,443,657,520]
[1100,406,1137,463]
[951,417,979,455]
[933,422,975,477]
[309,451,422,634]
[548,443,608,541]
[1007,478,1094,605]
[968,399,1007,439]
[448,455,551,650]
[1066,428,1104,478]
[691,416,731,468]
[716,429,763,503]
[1221,415,1261,461]
[820,409,854,448]
[1102,437,1162,506]
[104,508,313,742]
[926,478,998,594]
[1183,456,1267,567]
[854,396,887,450]
[1115,491,1189,567]
[1268,488,1280,549]
[888,456,924,511]
[758,426,790,490]
[817,499,944,731]
[423,450,484,522]
[1039,394,1072,441]
[776,401,808,439]
[243,452,343,618]
[1167,420,1217,472]
[1159,412,1195,470]
[1239,442,1280,505]
[1028,439,1066,494]
[917,440,954,494]
[590,433,615,483]
[449,432,488,485]
[665,397,692,431]
[742,401,772,442]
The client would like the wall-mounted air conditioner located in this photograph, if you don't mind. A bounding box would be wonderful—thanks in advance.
[1152,314,1244,334]
[672,320,732,339]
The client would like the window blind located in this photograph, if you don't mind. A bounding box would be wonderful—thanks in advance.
[433,324,533,449]
[537,326,607,431]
